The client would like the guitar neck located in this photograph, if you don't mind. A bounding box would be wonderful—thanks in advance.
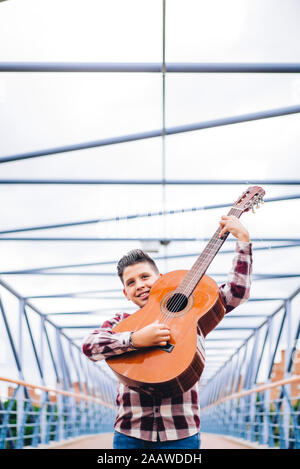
[177,206,244,297]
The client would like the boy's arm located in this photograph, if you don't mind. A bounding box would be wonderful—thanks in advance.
[198,216,252,337]
[82,313,171,362]
[218,216,252,313]
[82,312,138,362]
[198,241,252,337]
[219,240,252,313]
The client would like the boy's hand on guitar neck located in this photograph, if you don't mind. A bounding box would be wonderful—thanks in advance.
[131,320,171,348]
[130,218,249,349]
[219,215,250,243]
[129,218,248,349]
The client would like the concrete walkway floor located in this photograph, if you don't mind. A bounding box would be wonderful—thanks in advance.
[51,432,255,450]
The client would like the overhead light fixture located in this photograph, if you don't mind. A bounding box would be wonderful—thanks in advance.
[141,241,161,253]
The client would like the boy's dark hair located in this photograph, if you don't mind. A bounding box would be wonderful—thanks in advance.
[117,249,159,283]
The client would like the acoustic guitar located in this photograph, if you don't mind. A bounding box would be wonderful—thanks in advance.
[106,186,265,397]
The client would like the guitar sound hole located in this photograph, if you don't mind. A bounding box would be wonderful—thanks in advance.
[166,293,188,313]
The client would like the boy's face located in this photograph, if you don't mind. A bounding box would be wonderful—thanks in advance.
[122,261,161,308]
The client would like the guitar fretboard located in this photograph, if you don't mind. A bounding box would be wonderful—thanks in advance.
[176,207,244,298]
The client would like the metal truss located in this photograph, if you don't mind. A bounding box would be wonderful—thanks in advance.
[0,193,298,235]
[0,2,299,450]
[1,61,300,73]
[200,286,300,448]
[0,278,117,448]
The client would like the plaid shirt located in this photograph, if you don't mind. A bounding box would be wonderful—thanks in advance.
[82,241,252,441]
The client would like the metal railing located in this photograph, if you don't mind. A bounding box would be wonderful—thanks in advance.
[0,376,116,449]
[1,0,299,452]
[200,376,300,449]
[0,275,118,449]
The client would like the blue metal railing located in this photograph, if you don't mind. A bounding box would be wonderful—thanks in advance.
[200,376,300,449]
[0,377,116,449]
[0,276,118,450]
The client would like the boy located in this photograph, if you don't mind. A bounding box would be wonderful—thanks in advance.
[82,215,252,449]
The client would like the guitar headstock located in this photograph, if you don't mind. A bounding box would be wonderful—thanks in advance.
[234,186,266,213]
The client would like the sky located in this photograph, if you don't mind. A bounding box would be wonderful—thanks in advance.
[0,0,299,392]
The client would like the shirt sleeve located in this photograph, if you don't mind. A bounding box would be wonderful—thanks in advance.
[82,312,137,362]
[219,241,252,314]
[198,241,252,337]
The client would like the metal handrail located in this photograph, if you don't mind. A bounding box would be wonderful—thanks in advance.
[202,375,300,411]
[0,376,114,409]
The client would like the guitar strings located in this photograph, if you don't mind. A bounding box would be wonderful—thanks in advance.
[161,217,229,321]
[157,226,224,324]
[159,207,243,324]
[159,231,223,324]
[152,189,263,338]
[174,207,243,318]
[166,189,262,320]
[157,222,226,324]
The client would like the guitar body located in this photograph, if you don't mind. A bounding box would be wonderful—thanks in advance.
[106,186,265,398]
[106,270,226,397]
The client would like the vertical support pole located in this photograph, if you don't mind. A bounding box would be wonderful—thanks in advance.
[23,305,45,382]
[267,317,276,447]
[268,307,287,447]
[161,0,168,272]
[40,316,47,445]
[55,330,65,440]
[262,319,271,445]
[17,299,25,440]
[249,392,256,442]
[239,341,250,439]
[56,387,64,442]
[18,299,24,379]
[228,355,238,396]
[283,300,292,448]
[43,321,59,383]
[55,330,68,390]
[247,331,260,443]
[0,296,29,448]
[69,342,82,393]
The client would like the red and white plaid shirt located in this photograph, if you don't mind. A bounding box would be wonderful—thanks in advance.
[82,241,252,441]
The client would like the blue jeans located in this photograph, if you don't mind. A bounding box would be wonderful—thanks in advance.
[113,431,201,449]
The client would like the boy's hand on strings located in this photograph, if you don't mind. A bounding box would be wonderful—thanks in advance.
[131,320,171,348]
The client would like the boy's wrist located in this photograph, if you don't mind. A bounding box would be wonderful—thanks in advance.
[129,332,139,349]
[237,228,250,243]
[237,234,250,243]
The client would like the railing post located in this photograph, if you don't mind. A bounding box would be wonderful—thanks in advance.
[260,318,269,445]
[283,300,292,448]
[56,384,64,442]
[16,299,25,444]
[40,318,48,445]
[249,392,256,442]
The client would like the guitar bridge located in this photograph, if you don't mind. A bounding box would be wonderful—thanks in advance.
[155,342,174,353]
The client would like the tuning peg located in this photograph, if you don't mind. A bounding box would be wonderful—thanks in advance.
[252,206,255,214]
